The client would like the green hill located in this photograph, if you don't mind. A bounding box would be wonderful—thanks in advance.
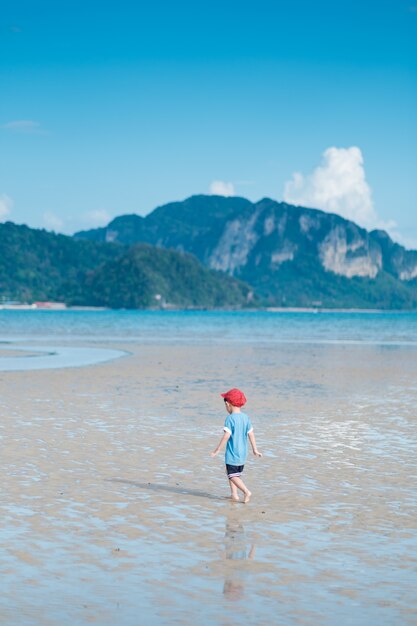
[85,243,254,308]
[0,222,120,303]
[0,222,253,308]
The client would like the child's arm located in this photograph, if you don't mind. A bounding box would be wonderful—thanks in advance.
[210,431,230,457]
[248,430,262,457]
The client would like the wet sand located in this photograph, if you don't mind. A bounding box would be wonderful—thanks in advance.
[1,340,416,625]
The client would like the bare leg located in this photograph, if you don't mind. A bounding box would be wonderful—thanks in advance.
[229,482,240,501]
[226,469,240,501]
[230,476,252,503]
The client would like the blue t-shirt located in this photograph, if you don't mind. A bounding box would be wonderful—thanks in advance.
[223,411,253,465]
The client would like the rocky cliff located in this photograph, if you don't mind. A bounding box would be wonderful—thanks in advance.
[75,195,417,308]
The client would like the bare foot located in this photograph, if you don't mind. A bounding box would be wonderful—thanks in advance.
[230,494,240,502]
[243,491,252,504]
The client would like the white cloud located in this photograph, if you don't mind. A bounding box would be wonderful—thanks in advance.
[2,120,44,134]
[82,209,112,227]
[42,209,112,234]
[209,180,235,197]
[283,147,380,230]
[283,147,417,249]
[43,212,65,232]
[0,194,12,221]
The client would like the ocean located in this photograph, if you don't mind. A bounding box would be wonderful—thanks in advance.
[1,308,417,344]
[1,309,417,371]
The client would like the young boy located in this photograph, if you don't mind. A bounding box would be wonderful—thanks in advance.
[211,388,262,503]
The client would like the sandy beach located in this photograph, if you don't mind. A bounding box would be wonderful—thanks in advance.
[1,338,416,625]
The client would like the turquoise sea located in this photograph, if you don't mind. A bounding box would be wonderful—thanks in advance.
[1,309,416,371]
[1,309,417,344]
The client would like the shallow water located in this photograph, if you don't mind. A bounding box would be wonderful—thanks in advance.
[0,345,127,371]
[0,320,416,625]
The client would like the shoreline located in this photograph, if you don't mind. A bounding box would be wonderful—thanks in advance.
[1,305,417,313]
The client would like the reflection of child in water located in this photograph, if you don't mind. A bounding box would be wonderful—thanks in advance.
[223,517,255,601]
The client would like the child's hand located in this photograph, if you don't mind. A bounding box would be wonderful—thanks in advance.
[210,450,219,457]
[253,450,262,457]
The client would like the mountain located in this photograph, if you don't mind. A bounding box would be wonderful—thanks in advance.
[75,195,417,308]
[0,222,120,303]
[84,243,254,309]
[0,222,253,308]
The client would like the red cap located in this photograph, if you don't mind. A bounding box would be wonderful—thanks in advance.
[221,388,247,407]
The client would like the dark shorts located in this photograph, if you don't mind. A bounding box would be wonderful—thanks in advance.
[226,464,244,479]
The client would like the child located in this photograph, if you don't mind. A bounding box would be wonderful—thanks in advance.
[211,388,262,503]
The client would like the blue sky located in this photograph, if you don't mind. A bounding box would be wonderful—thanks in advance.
[1,0,416,246]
